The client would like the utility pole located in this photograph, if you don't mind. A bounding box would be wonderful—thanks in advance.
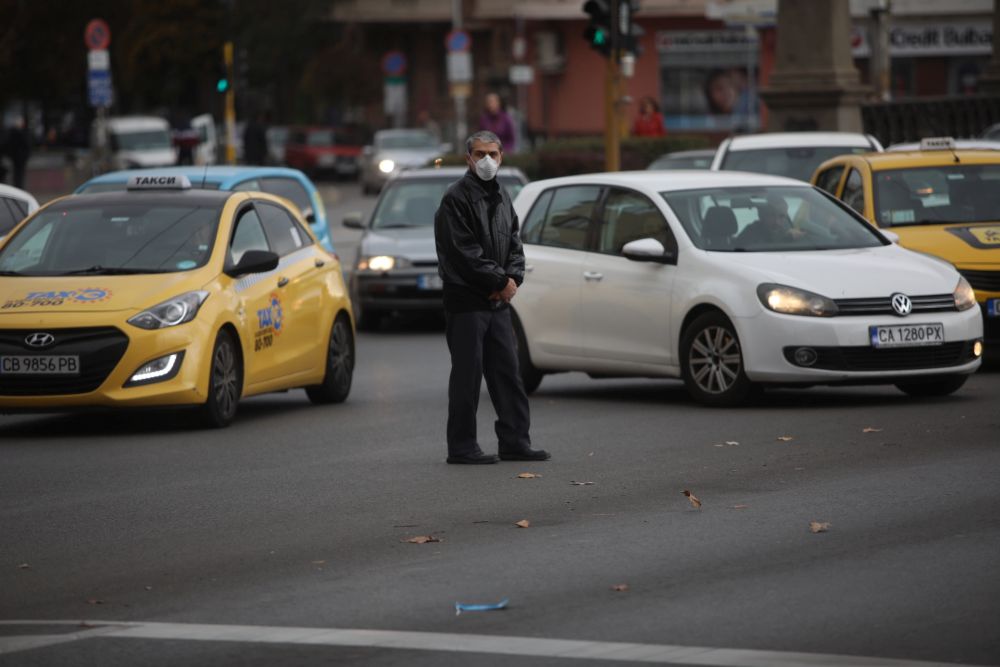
[224,41,237,165]
[451,0,468,149]
[870,0,891,102]
[604,0,621,171]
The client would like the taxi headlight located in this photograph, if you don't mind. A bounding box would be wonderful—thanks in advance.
[124,351,184,387]
[378,159,396,174]
[128,291,209,330]
[953,276,977,311]
[757,283,839,317]
[357,255,410,272]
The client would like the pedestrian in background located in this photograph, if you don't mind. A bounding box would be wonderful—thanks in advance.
[632,96,666,137]
[243,112,268,165]
[477,93,516,153]
[433,130,550,465]
[5,117,31,189]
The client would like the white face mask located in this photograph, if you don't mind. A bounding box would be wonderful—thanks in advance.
[474,155,499,181]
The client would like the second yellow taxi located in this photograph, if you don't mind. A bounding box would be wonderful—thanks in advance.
[0,174,355,427]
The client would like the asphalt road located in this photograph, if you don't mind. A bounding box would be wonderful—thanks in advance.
[1,184,998,666]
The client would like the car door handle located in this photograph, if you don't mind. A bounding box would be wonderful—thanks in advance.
[583,271,603,282]
[277,276,289,288]
[315,259,326,268]
[525,264,534,273]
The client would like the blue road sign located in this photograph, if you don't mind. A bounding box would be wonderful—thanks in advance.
[88,69,113,107]
[446,30,470,52]
[381,51,407,77]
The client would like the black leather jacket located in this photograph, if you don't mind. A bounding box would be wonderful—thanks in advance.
[434,171,525,312]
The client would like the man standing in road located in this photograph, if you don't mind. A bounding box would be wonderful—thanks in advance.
[434,130,549,465]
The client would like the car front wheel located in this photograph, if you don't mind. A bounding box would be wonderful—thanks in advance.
[201,330,242,428]
[680,311,755,406]
[306,313,355,404]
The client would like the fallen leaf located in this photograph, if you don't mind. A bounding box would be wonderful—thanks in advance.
[611,583,629,592]
[776,436,794,442]
[732,504,749,510]
[515,519,531,528]
[725,441,740,446]
[517,472,542,479]
[86,598,104,605]
[588,452,595,456]
[403,535,441,544]
[570,481,594,486]
[17,563,30,570]
[862,427,883,433]
[682,490,702,509]
[311,560,327,565]
[144,586,153,591]
[809,521,831,533]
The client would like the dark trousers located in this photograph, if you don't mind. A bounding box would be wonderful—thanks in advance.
[445,307,531,456]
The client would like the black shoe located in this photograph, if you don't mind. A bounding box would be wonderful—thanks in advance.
[447,451,500,465]
[499,447,551,461]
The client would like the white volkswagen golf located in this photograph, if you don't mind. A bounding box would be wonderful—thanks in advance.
[510,171,984,405]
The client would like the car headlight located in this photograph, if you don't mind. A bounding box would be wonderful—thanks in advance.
[378,159,396,174]
[357,255,410,272]
[128,291,209,330]
[954,276,977,311]
[757,283,839,317]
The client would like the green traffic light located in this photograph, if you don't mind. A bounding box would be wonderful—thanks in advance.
[216,78,229,93]
[593,28,606,45]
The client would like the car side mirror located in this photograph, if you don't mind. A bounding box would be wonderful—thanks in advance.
[225,249,279,277]
[343,211,364,229]
[881,229,900,244]
[302,206,316,224]
[622,238,674,264]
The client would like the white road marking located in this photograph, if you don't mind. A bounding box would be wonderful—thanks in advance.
[0,620,975,666]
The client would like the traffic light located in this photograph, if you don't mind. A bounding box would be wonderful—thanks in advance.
[583,0,612,58]
[215,49,233,94]
[620,0,644,58]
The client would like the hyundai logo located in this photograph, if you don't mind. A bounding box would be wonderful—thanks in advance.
[24,332,55,348]
[890,293,913,317]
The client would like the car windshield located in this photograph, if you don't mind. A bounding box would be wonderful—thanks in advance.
[874,164,1000,226]
[110,129,172,151]
[371,177,525,229]
[721,146,869,181]
[376,131,438,150]
[661,185,885,252]
[0,200,222,276]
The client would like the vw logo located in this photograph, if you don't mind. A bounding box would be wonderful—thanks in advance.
[25,332,55,348]
[890,293,913,317]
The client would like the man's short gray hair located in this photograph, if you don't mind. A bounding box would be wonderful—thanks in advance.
[466,130,503,154]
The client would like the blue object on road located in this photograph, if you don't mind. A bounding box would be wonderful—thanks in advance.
[455,598,509,616]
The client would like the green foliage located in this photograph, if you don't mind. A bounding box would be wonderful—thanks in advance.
[438,135,713,181]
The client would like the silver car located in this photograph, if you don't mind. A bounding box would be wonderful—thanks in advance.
[359,129,451,195]
[344,166,528,329]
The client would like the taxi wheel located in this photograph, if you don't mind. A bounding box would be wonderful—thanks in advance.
[680,312,754,407]
[512,311,543,394]
[201,330,242,428]
[306,313,355,404]
[894,374,968,397]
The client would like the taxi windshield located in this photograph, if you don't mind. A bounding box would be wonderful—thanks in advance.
[0,200,222,276]
[371,177,525,229]
[661,185,885,252]
[874,164,1000,226]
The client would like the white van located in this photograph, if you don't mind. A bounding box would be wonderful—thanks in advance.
[91,116,177,172]
[190,114,218,165]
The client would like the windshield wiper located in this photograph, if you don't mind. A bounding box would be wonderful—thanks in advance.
[60,265,170,275]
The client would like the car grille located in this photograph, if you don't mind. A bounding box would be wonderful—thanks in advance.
[833,294,955,316]
[783,341,976,372]
[0,327,129,396]
[960,269,1000,292]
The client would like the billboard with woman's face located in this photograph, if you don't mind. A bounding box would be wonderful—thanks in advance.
[657,30,760,132]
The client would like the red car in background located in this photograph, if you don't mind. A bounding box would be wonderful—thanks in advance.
[284,126,366,179]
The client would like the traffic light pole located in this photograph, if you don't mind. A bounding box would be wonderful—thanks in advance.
[224,41,237,165]
[604,0,621,172]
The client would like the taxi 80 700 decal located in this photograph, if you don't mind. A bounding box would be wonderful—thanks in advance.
[2,288,113,309]
[254,293,283,352]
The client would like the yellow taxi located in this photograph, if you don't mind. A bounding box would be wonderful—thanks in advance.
[0,174,355,427]
[811,139,1000,349]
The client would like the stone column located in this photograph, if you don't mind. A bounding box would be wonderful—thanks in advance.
[977,0,1000,94]
[759,0,871,132]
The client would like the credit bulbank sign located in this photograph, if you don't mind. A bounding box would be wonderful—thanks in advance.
[852,21,992,57]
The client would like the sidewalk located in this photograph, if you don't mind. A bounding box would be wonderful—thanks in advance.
[18,149,91,203]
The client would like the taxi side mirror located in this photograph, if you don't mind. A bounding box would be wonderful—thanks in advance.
[225,249,279,277]
[302,206,316,224]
